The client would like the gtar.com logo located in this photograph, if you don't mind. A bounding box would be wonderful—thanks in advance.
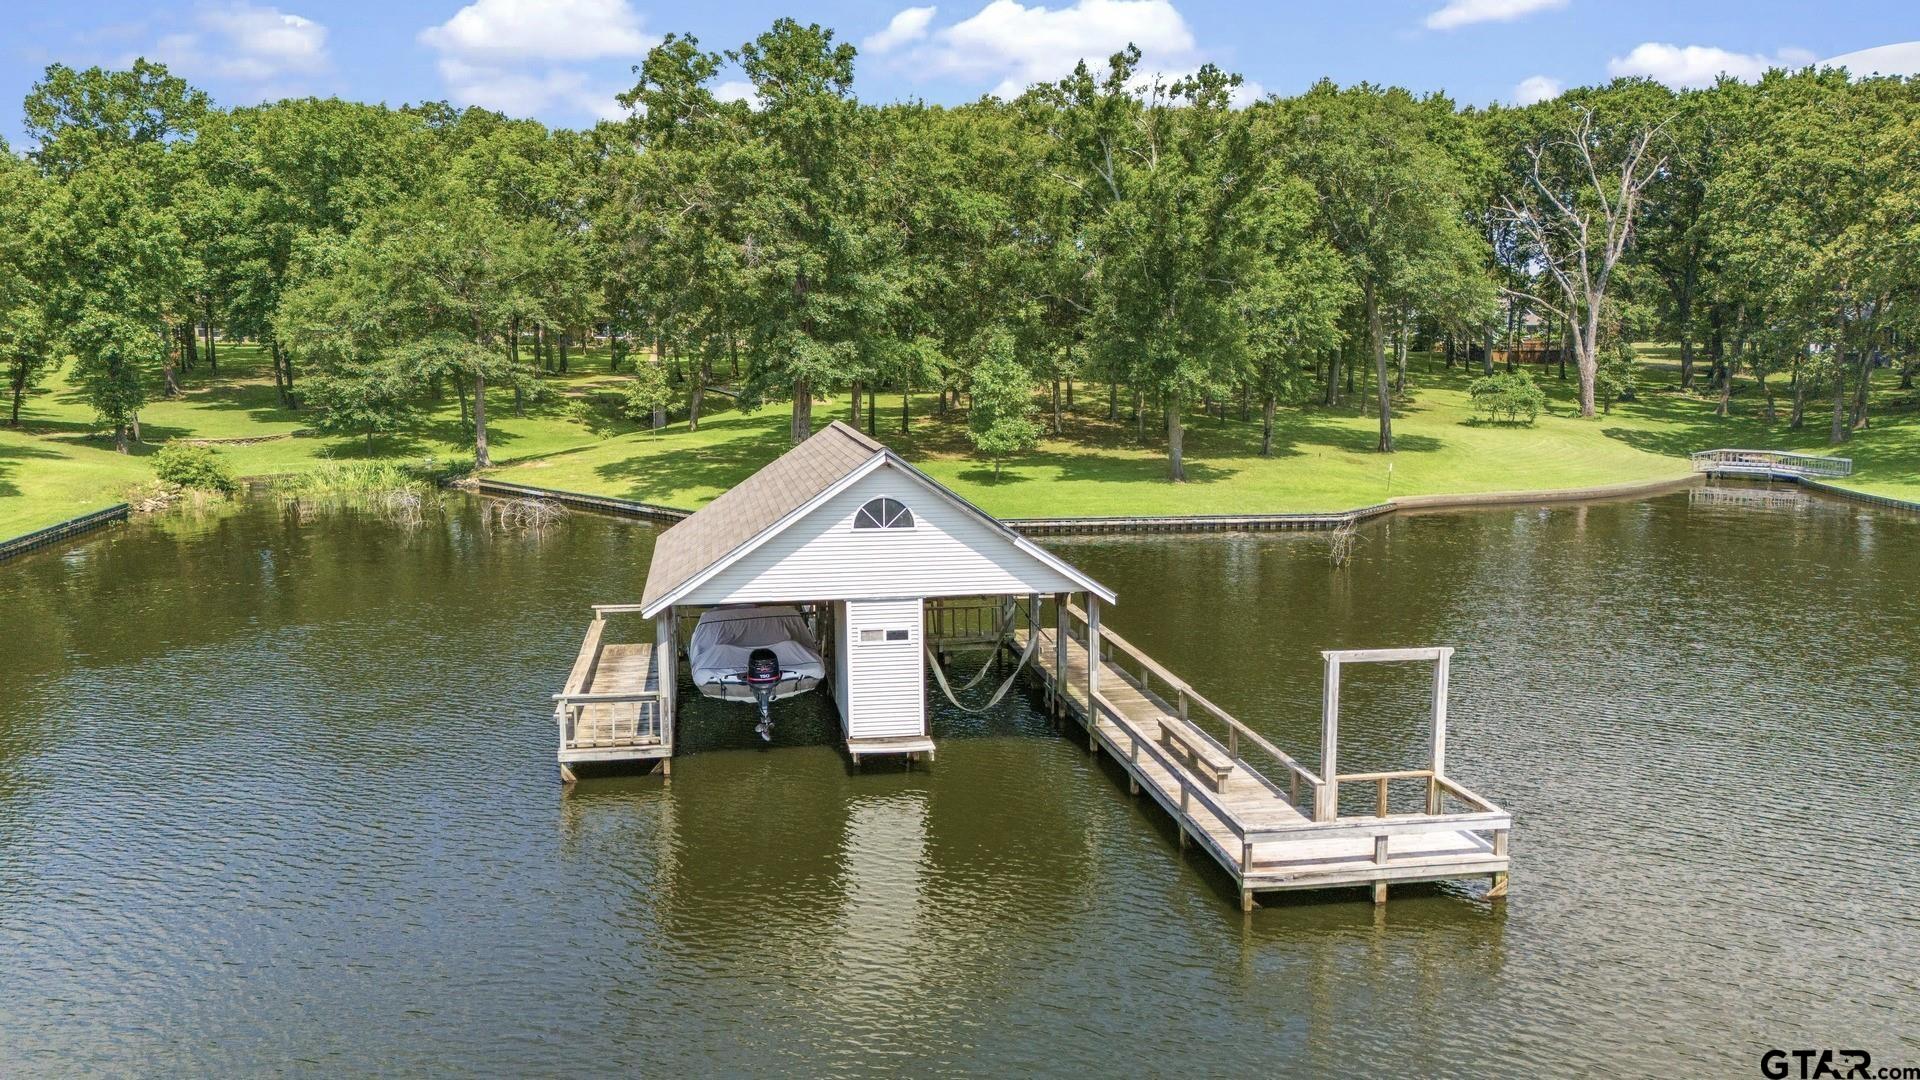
[1761,1050,1920,1079]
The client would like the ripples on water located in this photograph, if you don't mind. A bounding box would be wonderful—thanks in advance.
[0,489,1915,1075]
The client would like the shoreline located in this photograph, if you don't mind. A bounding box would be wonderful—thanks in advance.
[10,470,1914,562]
[469,471,1724,536]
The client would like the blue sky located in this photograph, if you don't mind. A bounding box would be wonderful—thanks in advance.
[1,0,1915,145]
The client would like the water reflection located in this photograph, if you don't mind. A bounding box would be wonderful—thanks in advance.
[0,487,1915,1074]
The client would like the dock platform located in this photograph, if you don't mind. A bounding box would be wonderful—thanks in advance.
[554,606,672,780]
[1691,448,1851,480]
[1012,604,1511,910]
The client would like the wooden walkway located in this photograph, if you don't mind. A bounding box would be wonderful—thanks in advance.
[554,610,671,777]
[1691,448,1851,480]
[1013,609,1510,910]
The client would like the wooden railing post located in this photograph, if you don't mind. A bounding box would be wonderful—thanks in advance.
[1318,654,1340,822]
[1377,778,1389,818]
[1053,592,1069,716]
[1085,594,1102,706]
[1430,648,1450,814]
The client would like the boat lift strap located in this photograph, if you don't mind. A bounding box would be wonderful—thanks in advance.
[924,629,1041,715]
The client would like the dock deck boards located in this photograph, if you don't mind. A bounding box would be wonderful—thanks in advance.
[1016,626,1508,898]
[558,636,669,764]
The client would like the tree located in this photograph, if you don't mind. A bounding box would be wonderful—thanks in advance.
[44,147,185,450]
[23,59,208,178]
[620,361,675,429]
[210,98,437,407]
[729,20,871,444]
[1289,81,1485,450]
[1040,52,1268,479]
[1497,84,1672,417]
[1708,69,1916,443]
[278,178,554,467]
[0,153,57,425]
[965,327,1041,475]
[611,34,759,433]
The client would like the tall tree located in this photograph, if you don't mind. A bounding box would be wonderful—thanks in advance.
[0,152,57,425]
[44,147,185,450]
[278,178,556,466]
[730,19,870,444]
[1289,81,1484,449]
[1496,82,1673,417]
[23,59,208,178]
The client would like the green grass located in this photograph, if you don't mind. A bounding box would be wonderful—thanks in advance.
[1,343,641,535]
[5,346,1919,540]
[497,359,1920,517]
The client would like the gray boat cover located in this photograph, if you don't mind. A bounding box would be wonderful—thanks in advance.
[688,606,826,688]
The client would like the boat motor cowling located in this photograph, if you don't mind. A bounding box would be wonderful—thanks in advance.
[745,648,781,685]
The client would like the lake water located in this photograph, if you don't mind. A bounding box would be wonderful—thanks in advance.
[2,486,1916,1076]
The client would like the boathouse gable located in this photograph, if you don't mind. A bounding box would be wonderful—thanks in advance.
[674,463,1087,607]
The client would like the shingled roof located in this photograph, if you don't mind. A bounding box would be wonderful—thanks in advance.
[640,421,886,611]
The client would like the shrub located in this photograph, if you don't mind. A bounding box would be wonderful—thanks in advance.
[965,328,1041,476]
[1596,339,1638,414]
[621,362,674,427]
[152,444,237,494]
[1467,371,1547,425]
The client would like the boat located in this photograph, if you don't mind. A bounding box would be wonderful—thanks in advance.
[687,605,826,740]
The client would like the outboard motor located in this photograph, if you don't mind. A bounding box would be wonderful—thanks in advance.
[745,647,781,741]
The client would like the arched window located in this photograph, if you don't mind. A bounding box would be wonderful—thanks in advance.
[853,497,914,530]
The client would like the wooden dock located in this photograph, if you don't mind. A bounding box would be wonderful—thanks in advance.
[1691,448,1851,480]
[554,606,673,781]
[1009,603,1511,911]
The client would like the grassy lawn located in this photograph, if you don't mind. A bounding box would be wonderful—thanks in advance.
[497,357,1920,517]
[5,345,1918,540]
[2,343,641,535]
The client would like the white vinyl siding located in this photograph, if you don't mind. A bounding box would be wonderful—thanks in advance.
[681,466,1083,606]
[844,597,925,739]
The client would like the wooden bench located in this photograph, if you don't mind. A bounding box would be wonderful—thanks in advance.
[1157,718,1234,791]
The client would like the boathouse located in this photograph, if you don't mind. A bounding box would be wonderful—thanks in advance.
[552,420,1513,910]
[560,420,1114,766]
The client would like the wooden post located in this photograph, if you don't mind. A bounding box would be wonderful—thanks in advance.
[1318,654,1340,822]
[1490,828,1510,898]
[1429,647,1451,814]
[658,608,678,757]
[1240,888,1256,913]
[1053,592,1069,717]
[1372,880,1388,905]
[1085,594,1102,752]
[1086,594,1101,699]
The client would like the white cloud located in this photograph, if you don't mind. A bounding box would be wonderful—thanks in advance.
[1424,0,1566,32]
[713,80,759,105]
[1607,42,1815,88]
[420,0,658,120]
[150,3,330,84]
[896,0,1199,99]
[1512,74,1562,104]
[1128,68,1265,108]
[419,0,655,61]
[1823,41,1920,79]
[864,6,938,54]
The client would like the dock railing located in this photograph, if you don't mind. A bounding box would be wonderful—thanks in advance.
[1057,604,1511,882]
[1691,448,1852,478]
[925,598,1010,649]
[553,610,666,752]
[1060,602,1325,812]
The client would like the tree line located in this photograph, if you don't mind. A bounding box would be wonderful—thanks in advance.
[2,19,1915,477]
